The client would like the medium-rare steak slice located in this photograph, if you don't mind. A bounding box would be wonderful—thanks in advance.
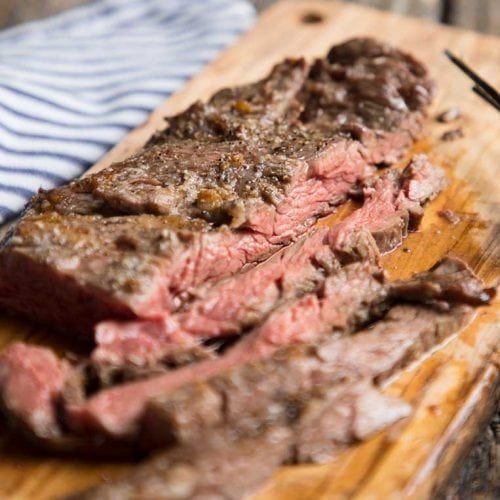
[66,261,388,437]
[330,153,448,253]
[0,38,434,337]
[0,343,70,440]
[64,258,491,441]
[139,300,475,452]
[70,269,489,499]
[1,214,289,335]
[91,155,446,370]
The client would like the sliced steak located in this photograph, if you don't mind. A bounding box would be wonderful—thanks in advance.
[0,262,383,451]
[0,259,493,458]
[70,264,487,497]
[0,38,433,337]
[0,343,69,440]
[71,382,410,500]
[390,256,496,306]
[72,383,409,500]
[63,261,484,442]
[91,227,339,370]
[92,155,446,370]
[139,301,473,452]
[327,153,446,255]
[65,258,487,443]
[71,276,487,499]
[66,261,387,438]
[0,214,285,337]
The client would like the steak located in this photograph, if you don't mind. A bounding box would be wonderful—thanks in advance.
[64,258,490,441]
[0,259,493,459]
[389,256,496,306]
[70,261,491,499]
[72,383,408,500]
[0,38,433,337]
[71,387,408,500]
[0,260,383,450]
[91,155,446,370]
[70,427,294,500]
[0,37,494,499]
[66,261,388,438]
[138,291,477,452]
[63,253,486,439]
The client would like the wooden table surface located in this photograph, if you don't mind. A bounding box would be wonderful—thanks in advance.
[0,1,498,498]
[1,0,499,34]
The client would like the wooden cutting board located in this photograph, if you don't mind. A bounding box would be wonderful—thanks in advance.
[0,1,498,498]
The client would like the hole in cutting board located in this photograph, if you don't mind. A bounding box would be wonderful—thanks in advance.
[301,11,324,24]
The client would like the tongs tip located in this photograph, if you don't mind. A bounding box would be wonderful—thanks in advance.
[444,49,500,111]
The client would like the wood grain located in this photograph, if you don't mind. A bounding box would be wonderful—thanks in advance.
[0,1,498,498]
[2,1,499,35]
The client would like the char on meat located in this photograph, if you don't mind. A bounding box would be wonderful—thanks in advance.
[0,37,434,337]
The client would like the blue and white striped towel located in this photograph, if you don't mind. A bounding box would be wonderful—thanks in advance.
[0,0,255,224]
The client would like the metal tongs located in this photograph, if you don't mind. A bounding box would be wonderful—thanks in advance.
[445,50,500,111]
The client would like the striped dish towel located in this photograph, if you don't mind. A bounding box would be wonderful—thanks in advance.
[0,0,255,224]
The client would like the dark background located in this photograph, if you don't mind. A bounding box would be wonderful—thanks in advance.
[0,1,498,498]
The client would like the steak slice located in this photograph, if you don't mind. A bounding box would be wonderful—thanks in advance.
[91,155,446,370]
[139,301,473,452]
[64,258,489,442]
[390,256,496,306]
[66,261,388,438]
[70,294,482,499]
[71,388,408,500]
[71,383,408,500]
[333,153,448,253]
[0,38,433,337]
[0,343,69,440]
